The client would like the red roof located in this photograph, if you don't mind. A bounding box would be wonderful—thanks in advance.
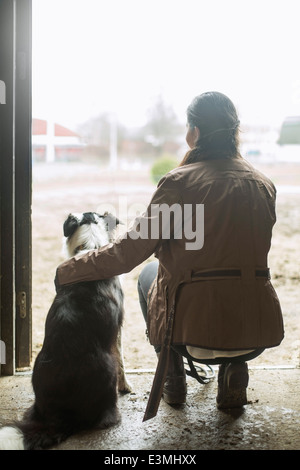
[32,118,78,137]
[32,118,47,135]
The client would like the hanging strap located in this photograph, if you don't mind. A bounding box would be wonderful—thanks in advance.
[143,303,216,421]
[185,359,215,384]
[143,306,175,422]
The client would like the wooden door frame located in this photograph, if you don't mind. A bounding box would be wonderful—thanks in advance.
[0,0,32,375]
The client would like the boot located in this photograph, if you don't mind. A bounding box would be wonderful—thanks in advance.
[158,348,187,405]
[216,362,249,409]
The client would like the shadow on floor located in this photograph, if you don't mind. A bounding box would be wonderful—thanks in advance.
[0,367,299,451]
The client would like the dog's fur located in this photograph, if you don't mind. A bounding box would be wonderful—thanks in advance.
[0,212,131,450]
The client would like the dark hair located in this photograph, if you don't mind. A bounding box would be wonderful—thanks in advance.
[180,91,241,165]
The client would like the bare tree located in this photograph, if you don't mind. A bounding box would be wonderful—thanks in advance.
[144,95,183,155]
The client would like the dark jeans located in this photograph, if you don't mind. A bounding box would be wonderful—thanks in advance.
[137,260,159,324]
[137,260,264,364]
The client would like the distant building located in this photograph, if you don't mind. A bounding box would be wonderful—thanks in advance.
[278,116,300,144]
[276,116,300,162]
[32,118,85,162]
[239,123,279,163]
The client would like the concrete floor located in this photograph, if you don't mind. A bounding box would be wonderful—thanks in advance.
[0,366,299,451]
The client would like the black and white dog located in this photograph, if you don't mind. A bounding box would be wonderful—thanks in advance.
[0,212,131,450]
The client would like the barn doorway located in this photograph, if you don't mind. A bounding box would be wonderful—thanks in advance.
[0,0,32,375]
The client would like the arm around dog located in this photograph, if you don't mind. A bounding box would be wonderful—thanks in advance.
[56,174,183,287]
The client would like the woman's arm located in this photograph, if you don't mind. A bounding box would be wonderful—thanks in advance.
[55,174,182,287]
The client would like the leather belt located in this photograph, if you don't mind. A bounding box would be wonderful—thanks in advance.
[192,268,270,280]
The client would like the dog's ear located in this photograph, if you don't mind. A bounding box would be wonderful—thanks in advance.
[63,214,80,238]
[102,212,124,233]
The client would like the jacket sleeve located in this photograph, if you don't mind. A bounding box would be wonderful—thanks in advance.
[56,174,182,286]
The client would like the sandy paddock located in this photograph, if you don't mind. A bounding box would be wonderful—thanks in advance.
[31,160,300,371]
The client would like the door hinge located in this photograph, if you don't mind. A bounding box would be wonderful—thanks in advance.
[17,291,27,318]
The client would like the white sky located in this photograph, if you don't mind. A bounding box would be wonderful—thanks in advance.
[32,0,300,130]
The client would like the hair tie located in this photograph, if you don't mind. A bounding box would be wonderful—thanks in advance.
[199,121,240,140]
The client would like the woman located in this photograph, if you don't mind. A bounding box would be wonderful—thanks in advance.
[55,92,284,419]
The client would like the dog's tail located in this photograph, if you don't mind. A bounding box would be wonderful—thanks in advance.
[0,426,25,450]
[0,422,70,450]
[0,408,70,450]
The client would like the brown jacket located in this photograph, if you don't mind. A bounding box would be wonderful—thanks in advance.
[56,157,284,351]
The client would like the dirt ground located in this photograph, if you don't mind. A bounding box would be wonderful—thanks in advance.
[31,159,300,371]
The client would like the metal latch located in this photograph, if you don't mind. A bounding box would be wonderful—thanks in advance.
[17,291,26,318]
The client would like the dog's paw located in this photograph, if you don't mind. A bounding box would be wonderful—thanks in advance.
[118,376,133,394]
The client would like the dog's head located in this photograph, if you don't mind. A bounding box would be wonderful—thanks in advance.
[63,212,121,258]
